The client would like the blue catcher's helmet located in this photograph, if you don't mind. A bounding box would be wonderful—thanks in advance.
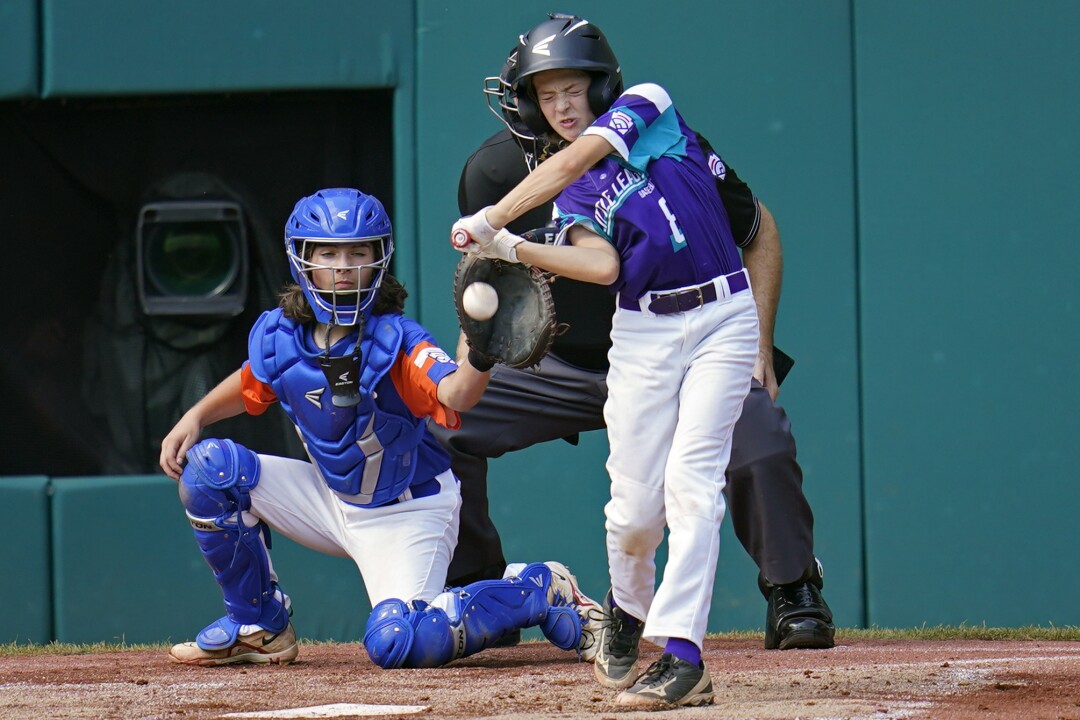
[284,188,393,326]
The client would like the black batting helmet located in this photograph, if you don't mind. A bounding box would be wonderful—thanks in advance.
[513,14,623,139]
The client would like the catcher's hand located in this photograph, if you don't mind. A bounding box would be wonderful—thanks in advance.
[453,251,558,370]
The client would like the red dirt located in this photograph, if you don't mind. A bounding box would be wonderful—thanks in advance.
[0,637,1077,719]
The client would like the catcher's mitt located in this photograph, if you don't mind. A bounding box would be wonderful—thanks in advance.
[453,253,558,369]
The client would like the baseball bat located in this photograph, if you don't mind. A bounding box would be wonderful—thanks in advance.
[451,228,471,248]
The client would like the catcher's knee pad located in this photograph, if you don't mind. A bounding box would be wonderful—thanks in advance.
[179,439,285,632]
[363,599,459,669]
[179,438,261,519]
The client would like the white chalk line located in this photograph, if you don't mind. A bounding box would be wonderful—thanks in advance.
[223,703,429,718]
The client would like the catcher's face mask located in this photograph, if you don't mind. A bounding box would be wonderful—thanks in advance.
[289,237,390,327]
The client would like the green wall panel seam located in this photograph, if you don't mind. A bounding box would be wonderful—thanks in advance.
[848,0,869,630]
[46,479,55,641]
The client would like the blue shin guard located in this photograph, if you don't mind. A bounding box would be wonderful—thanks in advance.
[539,606,582,651]
[179,438,289,645]
[364,563,561,669]
[514,562,584,651]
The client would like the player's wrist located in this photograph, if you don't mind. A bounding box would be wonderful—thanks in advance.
[484,205,508,231]
[494,229,525,263]
[475,206,500,238]
[467,348,496,372]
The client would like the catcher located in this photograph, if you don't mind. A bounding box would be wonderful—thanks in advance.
[159,187,603,669]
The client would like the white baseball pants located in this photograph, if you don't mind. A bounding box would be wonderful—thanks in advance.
[604,284,758,648]
[247,455,460,607]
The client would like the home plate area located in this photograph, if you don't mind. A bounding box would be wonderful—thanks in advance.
[224,703,429,718]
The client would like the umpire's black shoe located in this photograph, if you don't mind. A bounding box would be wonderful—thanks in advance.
[762,561,835,650]
[615,653,715,708]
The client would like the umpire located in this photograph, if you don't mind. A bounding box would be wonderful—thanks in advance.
[429,53,834,651]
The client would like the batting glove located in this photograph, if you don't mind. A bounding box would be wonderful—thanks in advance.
[472,228,526,263]
[450,206,499,252]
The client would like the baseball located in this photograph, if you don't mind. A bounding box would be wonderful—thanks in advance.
[463,281,499,321]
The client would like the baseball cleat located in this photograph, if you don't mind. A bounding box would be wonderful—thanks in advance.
[543,561,605,662]
[592,588,644,689]
[615,653,715,708]
[169,622,298,666]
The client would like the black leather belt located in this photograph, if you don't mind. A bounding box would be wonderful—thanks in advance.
[619,269,750,315]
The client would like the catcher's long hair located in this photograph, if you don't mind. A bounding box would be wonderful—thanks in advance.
[279,274,408,324]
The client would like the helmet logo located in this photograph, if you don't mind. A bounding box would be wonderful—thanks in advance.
[336,210,349,220]
[532,33,557,56]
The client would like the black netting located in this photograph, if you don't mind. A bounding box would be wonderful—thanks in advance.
[0,90,393,474]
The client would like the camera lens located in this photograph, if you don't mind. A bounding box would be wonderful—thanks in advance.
[144,222,239,297]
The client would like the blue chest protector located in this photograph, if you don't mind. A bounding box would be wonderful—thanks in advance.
[248,309,428,507]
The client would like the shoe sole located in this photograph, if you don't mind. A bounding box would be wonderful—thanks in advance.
[615,679,715,707]
[777,628,835,650]
[615,690,716,708]
[594,658,637,689]
[169,644,299,667]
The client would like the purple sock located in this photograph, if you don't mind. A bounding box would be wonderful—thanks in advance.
[665,637,701,666]
[610,596,641,629]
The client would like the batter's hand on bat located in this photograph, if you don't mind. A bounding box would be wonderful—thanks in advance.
[450,206,499,253]
[159,415,202,481]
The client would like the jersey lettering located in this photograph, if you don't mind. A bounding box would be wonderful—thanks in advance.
[594,166,647,234]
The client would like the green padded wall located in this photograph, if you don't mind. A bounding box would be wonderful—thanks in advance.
[0,1,38,98]
[51,476,370,644]
[415,0,863,632]
[8,0,1076,643]
[0,477,51,643]
[41,0,411,96]
[855,1,1080,626]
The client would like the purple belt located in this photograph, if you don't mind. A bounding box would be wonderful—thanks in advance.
[618,268,750,315]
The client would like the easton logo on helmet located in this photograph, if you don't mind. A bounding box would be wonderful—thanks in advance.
[532,33,556,56]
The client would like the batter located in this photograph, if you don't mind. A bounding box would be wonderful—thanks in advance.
[449,15,758,708]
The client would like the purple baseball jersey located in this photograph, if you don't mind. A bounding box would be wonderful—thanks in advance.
[554,83,743,299]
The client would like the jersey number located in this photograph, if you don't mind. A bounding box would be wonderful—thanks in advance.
[658,197,687,248]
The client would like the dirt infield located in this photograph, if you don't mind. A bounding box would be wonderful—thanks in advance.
[1,637,1078,719]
